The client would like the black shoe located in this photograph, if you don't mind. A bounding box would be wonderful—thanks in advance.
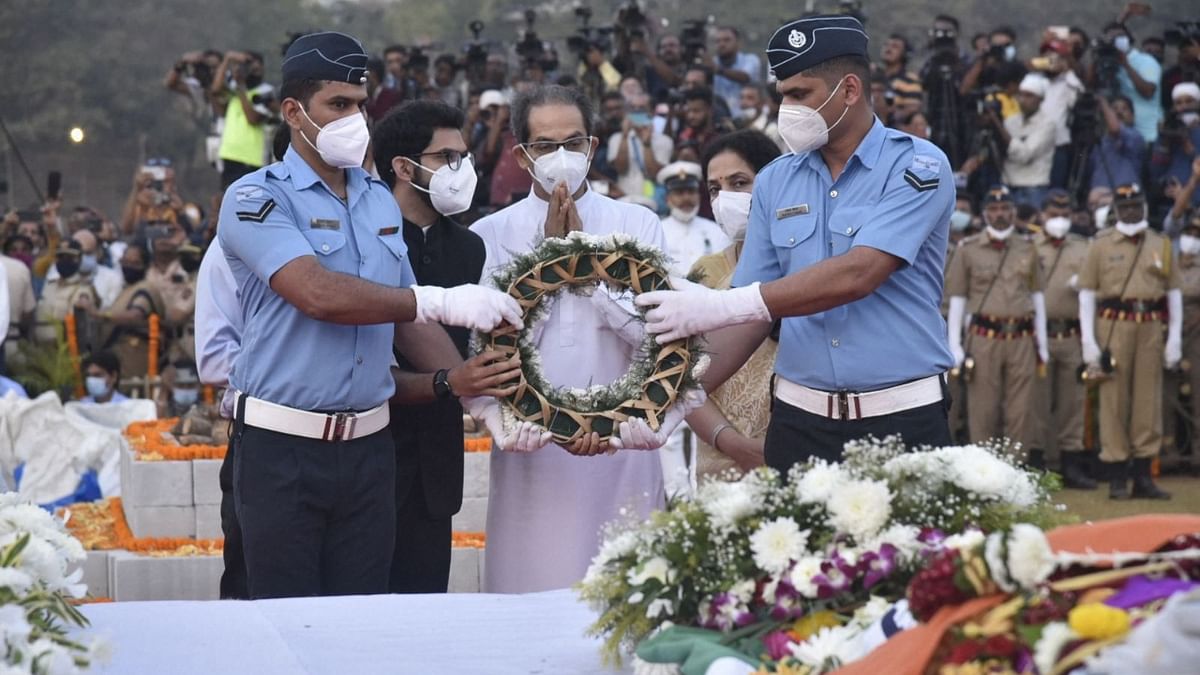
[1061,453,1097,490]
[1027,449,1046,471]
[1106,461,1130,500]
[1130,458,1172,500]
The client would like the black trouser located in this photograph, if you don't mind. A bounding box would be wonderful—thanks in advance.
[233,422,396,599]
[763,393,952,471]
[221,160,258,189]
[218,428,247,599]
[389,472,452,594]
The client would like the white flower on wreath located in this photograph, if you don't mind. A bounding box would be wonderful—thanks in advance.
[794,461,849,504]
[0,604,32,646]
[862,524,922,562]
[943,529,985,553]
[788,556,825,599]
[1006,524,1055,589]
[646,598,675,619]
[0,567,35,593]
[1034,622,1076,675]
[628,556,676,587]
[942,445,1022,499]
[750,517,809,575]
[984,532,1016,593]
[789,625,860,670]
[827,479,892,542]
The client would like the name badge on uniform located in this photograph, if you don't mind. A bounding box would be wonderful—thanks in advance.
[310,218,341,231]
[776,204,810,220]
[377,226,400,236]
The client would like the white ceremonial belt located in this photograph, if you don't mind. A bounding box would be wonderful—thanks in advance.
[238,394,389,442]
[774,375,944,421]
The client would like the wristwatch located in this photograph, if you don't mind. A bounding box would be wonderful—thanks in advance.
[433,369,457,400]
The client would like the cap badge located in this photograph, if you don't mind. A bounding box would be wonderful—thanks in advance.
[788,30,807,49]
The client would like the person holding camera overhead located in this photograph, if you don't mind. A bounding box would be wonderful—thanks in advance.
[211,51,276,188]
[1089,17,1162,144]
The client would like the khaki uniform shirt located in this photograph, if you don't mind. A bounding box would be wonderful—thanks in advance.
[1078,229,1180,300]
[146,259,196,326]
[1034,233,1089,320]
[34,276,98,343]
[945,234,1043,318]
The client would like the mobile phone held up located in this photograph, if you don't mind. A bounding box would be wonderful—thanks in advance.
[47,171,62,201]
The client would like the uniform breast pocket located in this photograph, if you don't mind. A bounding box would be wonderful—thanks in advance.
[1005,252,1035,291]
[970,260,999,294]
[827,207,868,257]
[302,228,347,262]
[769,214,819,269]
[372,234,409,287]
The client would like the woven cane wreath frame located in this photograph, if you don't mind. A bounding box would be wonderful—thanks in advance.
[480,235,700,445]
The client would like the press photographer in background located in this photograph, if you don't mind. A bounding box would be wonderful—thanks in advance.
[210,50,277,188]
[1088,17,1162,144]
[120,161,184,237]
[164,50,225,168]
[1150,82,1200,209]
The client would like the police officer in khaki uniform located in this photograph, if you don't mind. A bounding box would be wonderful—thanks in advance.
[946,185,1049,456]
[1033,189,1095,489]
[34,240,100,344]
[84,243,165,382]
[1167,213,1200,470]
[1078,183,1180,500]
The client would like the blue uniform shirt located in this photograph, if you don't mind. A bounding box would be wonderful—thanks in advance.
[218,146,417,411]
[732,118,955,392]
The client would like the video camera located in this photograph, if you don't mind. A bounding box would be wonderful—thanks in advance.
[515,9,545,65]
[615,1,648,42]
[1091,36,1122,98]
[1165,21,1200,47]
[565,7,612,58]
[464,20,489,69]
[679,19,709,65]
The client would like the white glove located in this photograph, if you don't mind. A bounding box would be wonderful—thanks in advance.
[470,397,552,453]
[1038,343,1050,366]
[636,279,771,344]
[1167,289,1184,369]
[412,284,524,332]
[1079,289,1100,367]
[1032,292,1049,366]
[950,341,966,368]
[610,389,706,451]
[947,296,966,367]
[590,283,646,347]
[1082,339,1102,367]
[1166,335,1183,369]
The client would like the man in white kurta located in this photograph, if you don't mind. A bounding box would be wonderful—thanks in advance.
[471,186,668,594]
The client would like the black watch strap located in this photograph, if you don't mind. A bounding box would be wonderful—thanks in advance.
[433,369,456,400]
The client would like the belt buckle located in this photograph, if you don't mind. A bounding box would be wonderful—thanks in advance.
[329,411,357,442]
[836,391,850,421]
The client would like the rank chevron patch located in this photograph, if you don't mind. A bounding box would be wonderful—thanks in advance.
[235,199,276,223]
[903,169,939,193]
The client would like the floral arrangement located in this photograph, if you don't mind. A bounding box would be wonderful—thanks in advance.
[577,437,1064,671]
[0,492,106,673]
[909,528,1200,675]
[476,231,705,443]
[124,419,226,461]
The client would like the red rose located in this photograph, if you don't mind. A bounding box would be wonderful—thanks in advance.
[947,639,983,664]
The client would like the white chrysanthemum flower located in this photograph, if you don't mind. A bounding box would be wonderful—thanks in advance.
[699,481,759,529]
[1004,474,1040,508]
[1034,622,1076,674]
[864,524,922,561]
[1006,524,1055,589]
[795,462,850,504]
[945,445,1021,497]
[750,517,808,574]
[788,556,825,599]
[0,604,31,644]
[628,556,675,587]
[827,479,892,541]
[943,529,985,552]
[789,625,859,669]
[647,598,675,619]
[984,532,1016,593]
[851,596,894,629]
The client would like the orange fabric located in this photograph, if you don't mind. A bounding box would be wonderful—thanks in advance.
[833,514,1200,675]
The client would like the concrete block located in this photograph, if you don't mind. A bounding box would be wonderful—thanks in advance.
[448,547,480,593]
[192,459,222,505]
[195,503,223,540]
[125,504,196,539]
[69,550,111,599]
[451,496,487,532]
[462,452,490,499]
[108,550,222,601]
[120,445,194,507]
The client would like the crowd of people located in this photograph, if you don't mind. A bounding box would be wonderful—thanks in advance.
[1,2,1199,599]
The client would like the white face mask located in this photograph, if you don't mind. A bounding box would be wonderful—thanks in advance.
[1044,216,1071,239]
[1182,112,1200,126]
[950,210,972,232]
[1115,203,1149,237]
[407,156,478,216]
[298,107,370,169]
[669,205,699,223]
[1181,234,1200,256]
[85,376,109,398]
[713,190,752,240]
[986,225,1014,241]
[173,388,199,408]
[777,77,850,154]
[79,253,98,275]
[1114,35,1131,53]
[1094,205,1111,229]
[524,146,592,195]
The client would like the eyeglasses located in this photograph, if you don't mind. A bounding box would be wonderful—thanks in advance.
[520,136,594,159]
[408,150,473,171]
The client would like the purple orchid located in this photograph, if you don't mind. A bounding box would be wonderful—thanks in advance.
[763,630,796,661]
[700,591,757,631]
[769,579,805,621]
[860,544,899,590]
[813,554,855,599]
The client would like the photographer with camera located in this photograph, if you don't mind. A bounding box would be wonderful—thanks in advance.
[984,74,1057,209]
[1089,20,1161,144]
[711,27,761,119]
[1161,24,1199,111]
[921,15,974,168]
[120,160,184,237]
[1150,82,1200,209]
[577,39,621,110]
[1091,95,1146,192]
[1033,38,1085,189]
[210,50,276,188]
[960,27,1020,98]
[629,34,686,103]
[609,93,672,202]
[164,50,224,151]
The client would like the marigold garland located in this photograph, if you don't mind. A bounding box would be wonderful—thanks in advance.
[124,418,226,461]
[464,436,492,453]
